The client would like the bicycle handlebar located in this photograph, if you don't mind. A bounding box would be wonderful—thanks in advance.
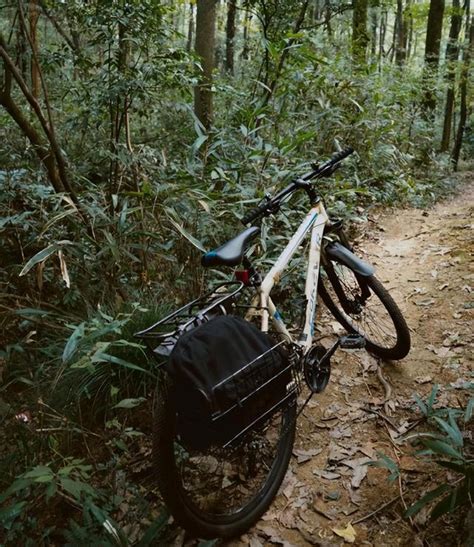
[241,147,354,225]
[241,201,272,226]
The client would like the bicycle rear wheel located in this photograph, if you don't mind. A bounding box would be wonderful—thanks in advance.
[319,261,410,360]
[152,375,296,539]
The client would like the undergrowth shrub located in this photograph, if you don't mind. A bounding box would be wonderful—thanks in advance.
[373,384,474,522]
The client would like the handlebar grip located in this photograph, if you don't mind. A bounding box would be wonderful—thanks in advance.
[330,147,354,165]
[241,203,266,225]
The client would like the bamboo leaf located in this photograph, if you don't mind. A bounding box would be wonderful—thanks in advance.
[413,393,428,416]
[435,460,469,474]
[113,397,146,409]
[465,397,474,422]
[58,250,71,288]
[433,416,463,447]
[63,323,85,364]
[422,439,464,460]
[19,240,73,277]
[136,510,169,546]
[166,213,206,252]
[430,484,468,520]
[427,384,439,411]
[404,484,451,518]
[91,352,154,377]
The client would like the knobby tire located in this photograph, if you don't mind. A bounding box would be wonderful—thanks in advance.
[152,375,296,539]
[319,265,410,360]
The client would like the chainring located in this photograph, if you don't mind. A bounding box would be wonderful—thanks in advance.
[303,344,331,393]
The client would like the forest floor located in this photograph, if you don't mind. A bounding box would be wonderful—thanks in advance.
[227,175,474,547]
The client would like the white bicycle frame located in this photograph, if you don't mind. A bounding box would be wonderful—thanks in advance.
[246,200,329,354]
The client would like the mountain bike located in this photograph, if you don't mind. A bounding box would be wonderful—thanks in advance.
[135,147,411,539]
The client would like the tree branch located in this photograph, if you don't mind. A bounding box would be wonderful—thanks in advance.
[261,0,310,108]
[16,1,78,203]
[37,0,77,52]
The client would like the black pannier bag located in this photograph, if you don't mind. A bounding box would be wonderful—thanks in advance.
[166,315,295,450]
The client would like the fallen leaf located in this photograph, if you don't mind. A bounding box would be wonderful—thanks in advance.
[351,465,368,489]
[450,378,470,389]
[415,375,432,384]
[357,442,376,459]
[249,536,264,547]
[348,487,362,505]
[329,426,352,439]
[313,501,336,520]
[332,523,356,543]
[328,443,352,463]
[277,507,299,529]
[442,332,463,347]
[358,354,378,372]
[415,298,435,307]
[281,471,299,499]
[341,457,371,470]
[292,448,322,464]
[255,524,286,544]
[426,345,453,358]
[58,250,71,288]
[313,469,341,480]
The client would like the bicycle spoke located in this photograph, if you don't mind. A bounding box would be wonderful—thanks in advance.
[324,264,399,349]
[175,409,288,517]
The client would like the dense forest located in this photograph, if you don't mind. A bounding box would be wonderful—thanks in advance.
[0,0,473,544]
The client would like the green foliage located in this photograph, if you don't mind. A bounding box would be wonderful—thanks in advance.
[413,384,440,417]
[0,459,104,541]
[376,385,474,523]
[1,0,472,540]
[404,405,474,521]
[369,452,401,482]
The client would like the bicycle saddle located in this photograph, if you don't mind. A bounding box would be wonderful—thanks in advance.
[201,226,260,267]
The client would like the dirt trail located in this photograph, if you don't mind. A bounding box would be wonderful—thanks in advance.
[230,178,474,547]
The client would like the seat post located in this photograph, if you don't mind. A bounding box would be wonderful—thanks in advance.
[242,257,262,287]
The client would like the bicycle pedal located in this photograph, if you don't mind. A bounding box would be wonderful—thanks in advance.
[339,334,366,350]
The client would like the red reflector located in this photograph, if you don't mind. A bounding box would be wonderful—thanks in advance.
[235,270,250,285]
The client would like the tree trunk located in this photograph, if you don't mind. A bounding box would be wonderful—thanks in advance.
[259,0,309,111]
[325,0,333,37]
[422,0,445,111]
[425,0,445,65]
[370,9,378,59]
[0,32,77,202]
[29,0,40,98]
[406,2,414,59]
[194,0,217,129]
[242,7,251,60]
[225,0,236,74]
[452,16,473,169]
[379,8,387,68]
[109,19,131,195]
[440,0,462,151]
[395,0,406,65]
[186,2,194,53]
[352,0,369,65]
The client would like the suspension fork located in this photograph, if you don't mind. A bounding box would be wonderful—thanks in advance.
[321,240,371,313]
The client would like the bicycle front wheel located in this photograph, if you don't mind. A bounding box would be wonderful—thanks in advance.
[152,375,296,539]
[319,262,410,360]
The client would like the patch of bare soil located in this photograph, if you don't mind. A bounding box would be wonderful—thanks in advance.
[228,178,474,547]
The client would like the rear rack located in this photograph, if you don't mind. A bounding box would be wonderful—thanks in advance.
[134,281,244,357]
[205,338,301,448]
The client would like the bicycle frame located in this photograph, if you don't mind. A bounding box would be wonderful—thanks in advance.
[246,200,329,353]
